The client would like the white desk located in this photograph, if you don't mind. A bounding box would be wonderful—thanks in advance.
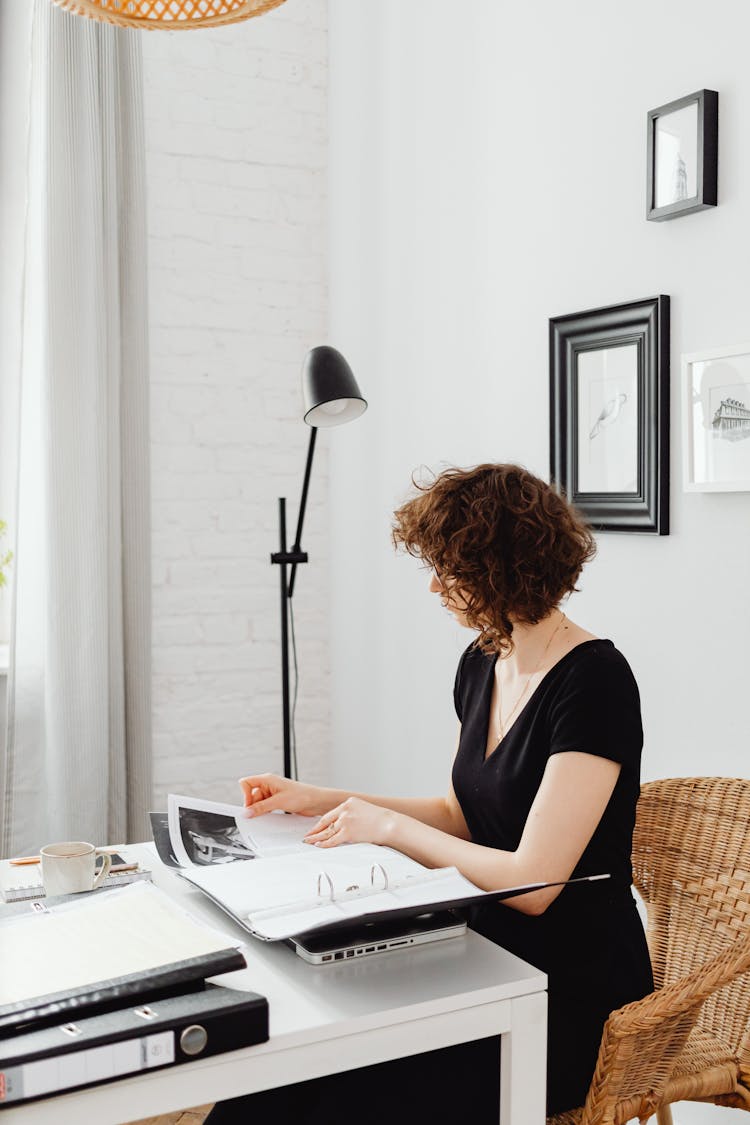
[1,845,547,1124]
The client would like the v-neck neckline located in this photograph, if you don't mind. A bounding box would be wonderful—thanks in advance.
[482,638,606,763]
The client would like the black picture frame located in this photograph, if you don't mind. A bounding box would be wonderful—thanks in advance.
[549,296,670,535]
[647,89,718,221]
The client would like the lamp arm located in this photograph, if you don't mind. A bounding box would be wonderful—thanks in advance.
[288,425,317,598]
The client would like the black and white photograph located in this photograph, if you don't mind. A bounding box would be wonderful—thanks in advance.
[682,344,750,491]
[177,807,254,865]
[550,295,670,533]
[654,102,698,208]
[576,344,639,494]
[167,794,257,868]
[647,89,718,221]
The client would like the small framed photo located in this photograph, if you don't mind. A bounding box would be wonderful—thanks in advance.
[550,296,670,534]
[683,343,750,492]
[647,89,718,221]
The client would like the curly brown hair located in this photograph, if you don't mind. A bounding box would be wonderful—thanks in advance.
[391,463,596,655]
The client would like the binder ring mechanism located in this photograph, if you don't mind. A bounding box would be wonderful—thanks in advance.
[316,864,390,903]
[316,871,335,902]
[370,863,389,891]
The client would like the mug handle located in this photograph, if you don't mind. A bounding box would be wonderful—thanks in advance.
[92,850,112,889]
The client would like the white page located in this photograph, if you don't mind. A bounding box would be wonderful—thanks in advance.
[251,903,346,940]
[336,868,482,915]
[0,883,240,1007]
[167,794,319,866]
[182,852,326,917]
[293,843,428,881]
[180,844,428,920]
[246,868,485,941]
[243,810,320,855]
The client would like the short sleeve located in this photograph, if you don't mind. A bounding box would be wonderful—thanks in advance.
[547,645,643,769]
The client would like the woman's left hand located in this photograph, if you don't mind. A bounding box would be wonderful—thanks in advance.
[303,797,398,849]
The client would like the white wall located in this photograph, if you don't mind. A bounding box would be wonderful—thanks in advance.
[328,4,750,1119]
[142,0,329,807]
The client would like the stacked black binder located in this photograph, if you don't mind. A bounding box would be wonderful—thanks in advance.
[0,893,268,1108]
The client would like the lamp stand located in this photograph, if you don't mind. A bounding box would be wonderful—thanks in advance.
[270,426,317,778]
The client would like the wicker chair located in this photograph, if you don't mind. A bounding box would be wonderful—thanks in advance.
[548,777,750,1125]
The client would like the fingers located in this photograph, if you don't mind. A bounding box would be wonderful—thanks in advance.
[243,795,281,818]
[239,776,276,808]
[239,778,258,806]
[303,811,343,847]
[241,786,266,808]
[303,797,357,846]
[302,817,334,842]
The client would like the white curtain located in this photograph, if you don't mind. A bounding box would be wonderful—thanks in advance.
[0,0,152,856]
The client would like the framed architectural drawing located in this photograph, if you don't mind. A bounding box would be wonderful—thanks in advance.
[647,89,718,221]
[683,343,750,492]
[550,296,670,534]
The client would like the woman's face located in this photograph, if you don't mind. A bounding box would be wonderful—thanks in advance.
[429,570,472,628]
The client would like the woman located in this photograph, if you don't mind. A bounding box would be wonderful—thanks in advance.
[212,463,653,1119]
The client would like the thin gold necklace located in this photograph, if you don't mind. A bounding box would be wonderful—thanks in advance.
[495,611,567,742]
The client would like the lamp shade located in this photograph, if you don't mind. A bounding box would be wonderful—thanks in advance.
[301,346,367,428]
[50,0,286,31]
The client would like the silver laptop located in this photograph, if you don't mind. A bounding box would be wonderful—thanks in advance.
[287,910,467,964]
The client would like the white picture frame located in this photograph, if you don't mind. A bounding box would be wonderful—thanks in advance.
[682,343,750,492]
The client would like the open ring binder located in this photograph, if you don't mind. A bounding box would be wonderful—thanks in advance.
[316,864,389,904]
[174,816,612,944]
[250,863,427,928]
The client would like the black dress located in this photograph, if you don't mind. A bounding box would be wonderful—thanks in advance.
[451,638,654,1115]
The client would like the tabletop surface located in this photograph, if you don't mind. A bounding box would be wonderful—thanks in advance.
[1,843,547,1047]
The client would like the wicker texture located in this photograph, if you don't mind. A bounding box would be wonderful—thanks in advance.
[548,777,750,1125]
[50,0,287,31]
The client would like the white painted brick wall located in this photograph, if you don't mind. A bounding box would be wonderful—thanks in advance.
[142,0,329,809]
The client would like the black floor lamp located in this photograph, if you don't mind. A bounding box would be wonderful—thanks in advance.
[270,346,367,779]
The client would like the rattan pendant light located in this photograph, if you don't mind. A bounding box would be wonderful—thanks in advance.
[51,0,287,31]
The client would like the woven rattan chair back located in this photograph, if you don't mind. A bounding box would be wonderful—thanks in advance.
[548,778,750,1125]
[632,776,750,1058]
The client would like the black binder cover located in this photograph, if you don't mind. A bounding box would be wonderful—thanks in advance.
[291,874,612,942]
[0,949,247,1041]
[0,984,269,1107]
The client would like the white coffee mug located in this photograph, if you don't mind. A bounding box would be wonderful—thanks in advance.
[39,842,112,896]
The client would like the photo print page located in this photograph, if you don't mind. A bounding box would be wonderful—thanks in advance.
[166,794,319,869]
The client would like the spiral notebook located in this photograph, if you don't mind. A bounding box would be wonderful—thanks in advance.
[1,862,152,904]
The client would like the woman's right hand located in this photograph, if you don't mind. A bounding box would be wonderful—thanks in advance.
[238,773,336,818]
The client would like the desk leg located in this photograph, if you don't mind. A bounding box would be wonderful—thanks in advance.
[499,991,547,1125]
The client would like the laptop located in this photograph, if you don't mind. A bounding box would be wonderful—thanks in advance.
[287,910,467,964]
